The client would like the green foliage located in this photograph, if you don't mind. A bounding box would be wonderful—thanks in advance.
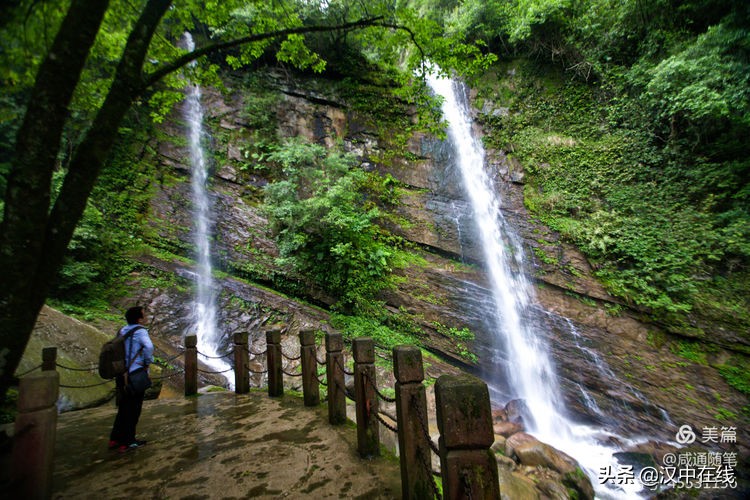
[670,341,708,366]
[263,139,400,314]
[639,19,750,146]
[276,34,327,72]
[0,387,18,424]
[455,343,478,363]
[532,246,559,266]
[53,204,106,294]
[499,0,572,44]
[330,313,418,349]
[0,0,67,209]
[716,357,750,396]
[714,406,737,421]
[47,111,160,306]
[432,321,475,341]
[48,174,113,301]
[0,1,67,92]
[479,48,749,324]
[214,75,280,184]
[431,321,477,362]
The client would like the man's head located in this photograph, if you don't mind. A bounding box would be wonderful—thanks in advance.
[125,306,145,325]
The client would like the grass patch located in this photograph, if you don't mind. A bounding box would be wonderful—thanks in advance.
[331,313,419,350]
[670,341,708,366]
[716,357,750,395]
[477,58,750,334]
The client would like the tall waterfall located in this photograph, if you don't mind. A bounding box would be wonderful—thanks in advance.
[182,33,233,387]
[428,74,642,498]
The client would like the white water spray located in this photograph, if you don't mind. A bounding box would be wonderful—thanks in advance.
[182,33,233,388]
[428,73,643,498]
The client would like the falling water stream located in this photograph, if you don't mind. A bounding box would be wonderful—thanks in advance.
[428,74,645,498]
[183,33,234,388]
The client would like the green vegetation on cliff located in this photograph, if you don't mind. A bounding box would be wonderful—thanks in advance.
[263,139,399,315]
[438,0,750,342]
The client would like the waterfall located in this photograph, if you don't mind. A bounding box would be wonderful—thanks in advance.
[182,33,233,388]
[427,74,644,498]
[428,74,564,433]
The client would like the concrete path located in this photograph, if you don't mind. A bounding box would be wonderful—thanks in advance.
[53,391,403,499]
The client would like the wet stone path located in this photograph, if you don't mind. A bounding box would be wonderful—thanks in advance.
[53,391,402,498]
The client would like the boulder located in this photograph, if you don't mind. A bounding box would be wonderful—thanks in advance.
[506,432,577,474]
[492,407,508,422]
[505,432,594,500]
[536,478,570,500]
[497,467,539,500]
[562,467,595,500]
[494,421,524,437]
[504,432,539,459]
[491,435,507,455]
[504,399,530,425]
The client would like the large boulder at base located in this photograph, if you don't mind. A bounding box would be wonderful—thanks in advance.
[536,477,572,500]
[494,420,524,437]
[498,466,539,500]
[492,435,507,455]
[506,432,594,499]
[492,407,507,422]
[504,399,530,425]
[504,432,539,460]
[561,466,595,500]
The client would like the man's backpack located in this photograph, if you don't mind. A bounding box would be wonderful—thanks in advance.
[98,327,143,379]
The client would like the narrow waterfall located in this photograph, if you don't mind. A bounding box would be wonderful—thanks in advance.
[427,74,643,498]
[182,33,233,387]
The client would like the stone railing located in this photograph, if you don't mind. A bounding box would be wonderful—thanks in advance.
[12,329,500,499]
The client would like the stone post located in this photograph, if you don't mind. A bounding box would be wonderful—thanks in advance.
[393,345,432,499]
[11,371,59,499]
[266,328,283,397]
[353,337,379,458]
[41,347,56,371]
[435,374,499,500]
[325,332,346,425]
[299,329,320,406]
[234,332,249,394]
[185,335,198,396]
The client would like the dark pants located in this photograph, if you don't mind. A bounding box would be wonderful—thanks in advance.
[109,374,145,445]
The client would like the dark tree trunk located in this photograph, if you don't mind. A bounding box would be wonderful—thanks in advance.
[0,0,173,403]
[0,0,110,404]
[43,0,173,282]
[0,0,399,404]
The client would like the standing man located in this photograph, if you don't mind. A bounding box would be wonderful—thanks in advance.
[109,306,153,452]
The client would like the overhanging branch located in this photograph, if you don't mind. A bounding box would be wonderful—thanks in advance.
[142,16,425,90]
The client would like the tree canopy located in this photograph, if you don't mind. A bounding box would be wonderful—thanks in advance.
[2,0,747,403]
[0,0,493,402]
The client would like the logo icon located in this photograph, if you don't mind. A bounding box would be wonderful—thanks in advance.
[676,424,696,444]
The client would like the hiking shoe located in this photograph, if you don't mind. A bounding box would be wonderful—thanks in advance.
[117,440,147,453]
[108,440,119,450]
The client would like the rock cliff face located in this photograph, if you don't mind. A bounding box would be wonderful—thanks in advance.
[136,70,747,463]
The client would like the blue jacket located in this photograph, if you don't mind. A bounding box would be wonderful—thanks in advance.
[119,324,154,373]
